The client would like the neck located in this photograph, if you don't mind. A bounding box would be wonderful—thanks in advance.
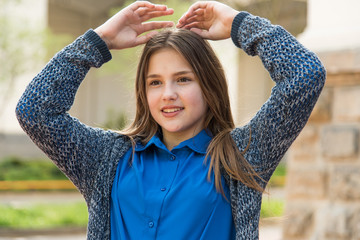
[162,128,203,151]
[163,136,180,151]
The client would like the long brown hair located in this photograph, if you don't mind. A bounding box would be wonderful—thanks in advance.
[122,29,263,193]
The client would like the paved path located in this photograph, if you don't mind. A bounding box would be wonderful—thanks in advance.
[260,225,283,240]
[0,234,86,240]
[0,234,85,240]
[0,225,283,240]
[0,191,84,205]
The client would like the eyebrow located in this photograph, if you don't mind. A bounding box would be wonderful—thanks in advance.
[146,70,194,79]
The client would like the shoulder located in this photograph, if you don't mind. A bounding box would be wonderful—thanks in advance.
[230,124,251,152]
[113,133,134,156]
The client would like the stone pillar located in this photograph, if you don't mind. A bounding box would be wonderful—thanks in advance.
[284,1,360,239]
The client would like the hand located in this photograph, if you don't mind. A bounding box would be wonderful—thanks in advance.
[176,1,238,40]
[95,1,174,50]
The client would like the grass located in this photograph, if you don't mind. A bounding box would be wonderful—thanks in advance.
[260,163,286,218]
[0,202,88,229]
[260,198,284,218]
[268,163,287,187]
[272,163,286,177]
[0,156,287,184]
[0,156,67,181]
[0,157,286,229]
[0,198,284,230]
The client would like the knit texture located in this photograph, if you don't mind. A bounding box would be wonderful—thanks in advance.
[16,12,326,240]
[231,12,250,48]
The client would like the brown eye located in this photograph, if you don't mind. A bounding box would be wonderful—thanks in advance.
[178,77,191,83]
[149,80,161,86]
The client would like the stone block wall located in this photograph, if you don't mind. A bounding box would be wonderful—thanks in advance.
[284,49,360,240]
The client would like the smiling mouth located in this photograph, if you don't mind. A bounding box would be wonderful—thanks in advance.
[162,107,184,113]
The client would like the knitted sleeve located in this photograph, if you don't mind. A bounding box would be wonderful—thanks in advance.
[15,30,121,197]
[230,13,326,183]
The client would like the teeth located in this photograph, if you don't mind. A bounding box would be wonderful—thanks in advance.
[163,108,182,113]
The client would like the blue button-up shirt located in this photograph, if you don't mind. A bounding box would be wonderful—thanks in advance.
[110,129,235,239]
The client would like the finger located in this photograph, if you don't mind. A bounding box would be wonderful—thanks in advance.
[184,1,208,15]
[141,21,174,33]
[133,31,159,46]
[177,2,207,24]
[135,5,171,17]
[189,28,211,39]
[177,11,206,28]
[193,8,205,17]
[139,8,174,22]
[177,14,197,28]
[177,9,196,26]
[185,14,205,25]
[179,21,207,31]
[176,13,188,28]
[178,11,196,25]
[129,1,157,12]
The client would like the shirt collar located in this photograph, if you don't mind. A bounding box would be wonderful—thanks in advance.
[135,133,166,152]
[135,129,213,154]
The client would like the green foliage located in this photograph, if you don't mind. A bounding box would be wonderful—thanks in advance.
[42,28,73,61]
[260,198,284,218]
[0,0,72,131]
[103,109,128,130]
[261,163,286,217]
[268,162,287,187]
[0,202,87,229]
[0,0,73,81]
[0,157,67,181]
[272,163,286,177]
[0,0,50,83]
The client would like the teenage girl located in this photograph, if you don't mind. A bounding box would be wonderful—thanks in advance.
[16,1,326,239]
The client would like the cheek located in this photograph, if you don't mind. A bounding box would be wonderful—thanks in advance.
[146,91,158,114]
[186,88,207,110]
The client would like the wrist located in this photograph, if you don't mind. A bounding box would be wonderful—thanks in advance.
[231,11,250,48]
[84,29,112,62]
[226,10,240,38]
[94,28,112,50]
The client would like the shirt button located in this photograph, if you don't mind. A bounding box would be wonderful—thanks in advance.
[170,155,176,161]
[148,221,154,228]
[161,187,166,191]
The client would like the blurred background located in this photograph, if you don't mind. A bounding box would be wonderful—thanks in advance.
[1,0,360,239]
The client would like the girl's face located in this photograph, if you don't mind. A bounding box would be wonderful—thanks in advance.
[146,48,208,144]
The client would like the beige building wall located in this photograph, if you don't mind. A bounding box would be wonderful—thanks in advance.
[211,37,272,126]
[285,0,360,239]
[47,0,131,128]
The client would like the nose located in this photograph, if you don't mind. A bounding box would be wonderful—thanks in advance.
[162,82,177,101]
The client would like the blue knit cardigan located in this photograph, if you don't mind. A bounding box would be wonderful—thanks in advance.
[16,12,326,240]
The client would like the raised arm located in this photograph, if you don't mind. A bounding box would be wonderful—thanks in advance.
[230,12,325,180]
[15,1,174,198]
[178,1,326,181]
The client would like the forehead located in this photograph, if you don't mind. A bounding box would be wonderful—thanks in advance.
[147,48,193,74]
